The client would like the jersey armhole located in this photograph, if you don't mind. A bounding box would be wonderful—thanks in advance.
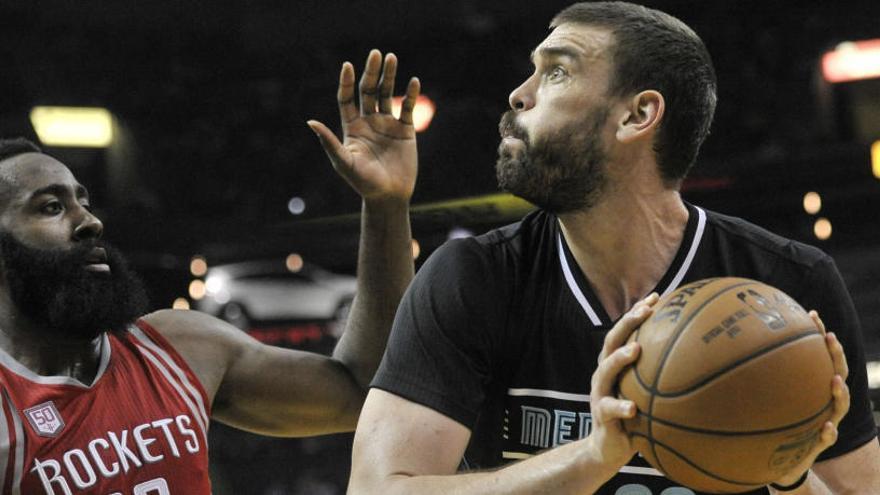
[132,319,212,417]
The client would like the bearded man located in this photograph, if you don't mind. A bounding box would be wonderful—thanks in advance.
[341,2,880,494]
[0,48,418,494]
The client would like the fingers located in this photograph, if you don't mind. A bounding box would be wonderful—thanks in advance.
[825,331,849,381]
[378,53,398,114]
[598,293,659,363]
[818,420,839,450]
[359,49,383,115]
[592,341,640,400]
[306,120,349,169]
[809,310,827,336]
[594,396,637,423]
[830,374,851,425]
[337,62,358,126]
[398,77,421,126]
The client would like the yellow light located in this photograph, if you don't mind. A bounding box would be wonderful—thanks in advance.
[190,256,208,277]
[411,239,421,260]
[803,192,822,215]
[286,253,303,272]
[29,106,114,147]
[392,95,436,132]
[822,39,880,83]
[872,141,880,179]
[188,280,207,300]
[814,218,832,240]
[172,298,190,310]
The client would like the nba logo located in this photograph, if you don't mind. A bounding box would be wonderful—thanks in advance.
[24,402,65,437]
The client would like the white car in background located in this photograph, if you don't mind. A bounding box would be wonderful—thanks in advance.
[195,259,356,331]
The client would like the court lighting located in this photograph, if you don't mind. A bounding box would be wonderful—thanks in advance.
[448,227,474,240]
[288,197,306,215]
[802,192,821,215]
[822,39,880,83]
[172,298,191,310]
[813,218,832,240]
[872,141,880,179]
[392,95,436,132]
[286,253,304,272]
[190,256,208,277]
[867,361,880,389]
[29,106,114,147]
[188,279,207,300]
[411,239,421,260]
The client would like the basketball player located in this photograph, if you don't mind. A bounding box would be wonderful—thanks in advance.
[342,3,880,494]
[0,51,418,494]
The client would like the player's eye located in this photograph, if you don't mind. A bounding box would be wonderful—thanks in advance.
[41,201,63,215]
[547,66,567,81]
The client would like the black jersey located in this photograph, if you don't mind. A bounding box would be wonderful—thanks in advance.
[372,202,877,495]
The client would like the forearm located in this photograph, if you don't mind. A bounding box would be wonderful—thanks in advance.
[810,438,880,494]
[332,197,414,388]
[354,438,619,495]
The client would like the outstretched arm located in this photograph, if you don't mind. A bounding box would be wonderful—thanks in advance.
[308,49,419,389]
[149,50,419,437]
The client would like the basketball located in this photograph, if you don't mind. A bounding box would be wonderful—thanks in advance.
[618,277,835,493]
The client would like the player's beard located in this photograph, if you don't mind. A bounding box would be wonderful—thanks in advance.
[495,105,610,214]
[0,233,148,341]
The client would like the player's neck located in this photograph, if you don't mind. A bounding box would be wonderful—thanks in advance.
[0,301,104,383]
[557,183,688,321]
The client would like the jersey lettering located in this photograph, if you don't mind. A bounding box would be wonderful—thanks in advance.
[518,405,593,449]
[30,415,199,494]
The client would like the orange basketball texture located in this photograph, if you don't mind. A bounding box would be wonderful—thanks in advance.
[618,278,835,493]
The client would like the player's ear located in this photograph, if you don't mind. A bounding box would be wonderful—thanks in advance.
[615,90,664,143]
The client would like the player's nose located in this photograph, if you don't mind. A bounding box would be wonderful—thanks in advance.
[509,77,536,112]
[73,207,104,242]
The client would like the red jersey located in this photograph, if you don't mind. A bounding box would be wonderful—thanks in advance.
[0,320,212,495]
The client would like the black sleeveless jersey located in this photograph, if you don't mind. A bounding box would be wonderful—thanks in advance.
[372,202,877,495]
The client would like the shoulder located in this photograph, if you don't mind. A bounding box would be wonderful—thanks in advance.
[140,309,252,401]
[427,209,553,269]
[703,207,830,269]
[698,207,846,303]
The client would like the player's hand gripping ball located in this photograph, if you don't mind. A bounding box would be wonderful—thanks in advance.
[618,278,834,493]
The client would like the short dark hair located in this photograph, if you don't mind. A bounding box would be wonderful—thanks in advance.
[0,138,42,163]
[552,1,717,182]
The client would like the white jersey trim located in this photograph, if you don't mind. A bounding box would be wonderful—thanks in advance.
[3,390,25,495]
[0,334,111,388]
[557,234,603,326]
[132,342,210,443]
[507,388,591,403]
[0,389,9,493]
[619,465,665,477]
[661,206,707,298]
[501,454,664,477]
[129,326,210,437]
[557,206,707,325]
[501,451,532,460]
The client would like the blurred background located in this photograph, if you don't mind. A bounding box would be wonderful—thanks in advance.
[2,0,879,493]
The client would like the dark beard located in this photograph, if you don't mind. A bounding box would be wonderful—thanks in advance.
[0,233,148,341]
[495,105,610,214]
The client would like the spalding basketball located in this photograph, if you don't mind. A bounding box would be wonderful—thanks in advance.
[618,277,834,493]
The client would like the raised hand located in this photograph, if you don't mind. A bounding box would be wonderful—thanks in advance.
[308,49,420,203]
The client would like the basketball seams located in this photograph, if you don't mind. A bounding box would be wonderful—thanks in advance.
[629,431,768,490]
[653,328,822,398]
[635,398,832,436]
[644,279,755,476]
